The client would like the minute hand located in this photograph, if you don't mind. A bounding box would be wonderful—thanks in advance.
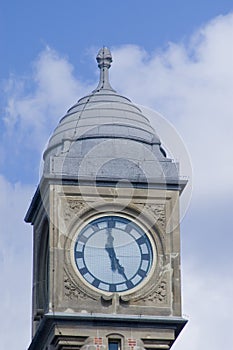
[105,231,127,279]
[113,254,127,280]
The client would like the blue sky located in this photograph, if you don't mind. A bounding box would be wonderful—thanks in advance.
[1,1,233,349]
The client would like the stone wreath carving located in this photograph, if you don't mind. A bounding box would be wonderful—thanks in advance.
[63,199,88,223]
[132,280,167,304]
[147,280,167,303]
[64,271,97,301]
[143,204,166,229]
[135,203,166,229]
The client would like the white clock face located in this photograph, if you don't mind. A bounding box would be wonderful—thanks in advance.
[74,216,154,293]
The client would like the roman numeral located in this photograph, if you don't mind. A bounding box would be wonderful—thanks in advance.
[78,235,88,243]
[108,219,115,228]
[75,251,83,259]
[91,224,99,231]
[126,280,134,289]
[142,253,150,260]
[137,269,147,277]
[136,236,146,245]
[109,284,116,292]
[125,224,133,233]
[79,267,88,276]
[92,279,101,288]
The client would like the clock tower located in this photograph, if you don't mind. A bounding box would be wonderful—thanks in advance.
[25,47,187,350]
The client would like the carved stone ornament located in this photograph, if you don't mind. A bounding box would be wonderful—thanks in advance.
[147,280,167,303]
[64,271,97,301]
[145,204,166,228]
[133,280,167,304]
[137,203,166,229]
[63,199,88,223]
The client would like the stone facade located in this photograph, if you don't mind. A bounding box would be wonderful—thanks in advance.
[27,183,186,350]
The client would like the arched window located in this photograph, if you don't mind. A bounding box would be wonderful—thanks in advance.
[107,334,124,350]
[37,218,49,313]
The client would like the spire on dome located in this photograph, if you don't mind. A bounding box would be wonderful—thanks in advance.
[96,46,112,69]
[93,47,116,92]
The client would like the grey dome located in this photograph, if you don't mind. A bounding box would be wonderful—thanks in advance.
[43,47,178,183]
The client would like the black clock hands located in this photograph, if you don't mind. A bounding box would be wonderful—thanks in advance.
[105,228,127,280]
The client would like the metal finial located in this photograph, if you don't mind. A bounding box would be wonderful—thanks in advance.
[93,47,115,92]
[96,47,112,69]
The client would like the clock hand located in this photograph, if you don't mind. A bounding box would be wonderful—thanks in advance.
[105,228,117,271]
[113,256,128,280]
[106,247,117,271]
[105,228,127,280]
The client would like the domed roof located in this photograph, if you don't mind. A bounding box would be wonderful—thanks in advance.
[43,47,178,183]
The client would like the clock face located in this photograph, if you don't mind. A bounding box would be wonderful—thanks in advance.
[74,216,154,293]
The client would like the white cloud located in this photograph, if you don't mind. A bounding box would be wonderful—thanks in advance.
[3,47,91,153]
[111,13,233,198]
[174,262,233,350]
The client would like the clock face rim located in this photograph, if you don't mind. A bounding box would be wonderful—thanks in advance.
[71,214,157,295]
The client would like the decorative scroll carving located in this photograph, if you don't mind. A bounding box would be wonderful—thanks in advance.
[135,280,167,304]
[64,271,96,301]
[136,203,166,229]
[144,204,166,228]
[146,280,167,303]
[63,199,87,223]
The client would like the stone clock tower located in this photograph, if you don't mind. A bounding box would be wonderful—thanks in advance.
[25,48,187,350]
